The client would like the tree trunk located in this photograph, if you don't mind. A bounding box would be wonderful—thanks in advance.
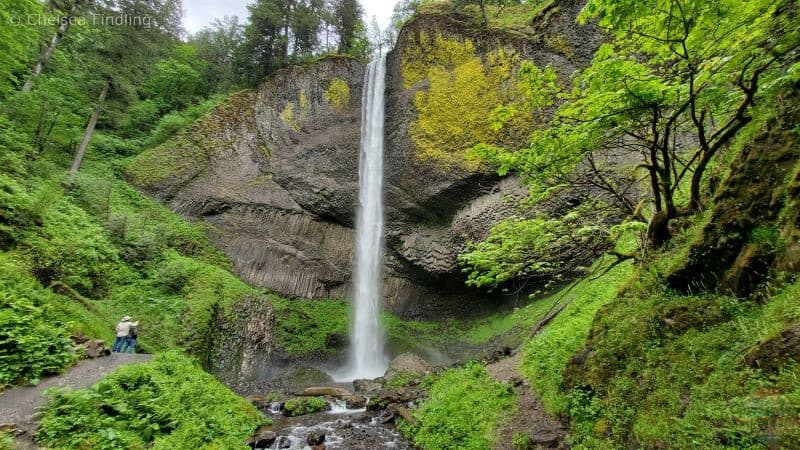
[21,11,75,92]
[69,80,109,176]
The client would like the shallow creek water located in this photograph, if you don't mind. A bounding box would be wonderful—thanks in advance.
[257,399,411,450]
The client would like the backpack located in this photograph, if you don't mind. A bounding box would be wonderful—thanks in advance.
[128,325,138,338]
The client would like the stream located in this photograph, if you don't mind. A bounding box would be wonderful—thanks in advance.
[257,399,410,450]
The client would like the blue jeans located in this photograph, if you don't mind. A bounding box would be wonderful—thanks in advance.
[124,337,136,353]
[112,336,126,352]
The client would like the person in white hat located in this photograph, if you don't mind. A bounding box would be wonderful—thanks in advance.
[113,316,136,352]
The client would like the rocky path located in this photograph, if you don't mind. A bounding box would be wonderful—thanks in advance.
[487,351,567,449]
[0,353,152,448]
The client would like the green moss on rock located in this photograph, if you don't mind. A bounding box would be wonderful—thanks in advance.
[125,91,257,189]
[402,32,534,170]
[323,79,351,112]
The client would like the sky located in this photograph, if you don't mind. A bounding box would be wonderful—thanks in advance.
[182,0,398,34]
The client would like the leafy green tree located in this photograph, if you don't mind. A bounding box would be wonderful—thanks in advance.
[331,0,364,54]
[478,0,800,247]
[464,0,799,289]
[189,16,244,93]
[69,0,184,175]
[21,0,96,92]
[144,57,203,112]
[0,0,44,94]
[238,0,290,84]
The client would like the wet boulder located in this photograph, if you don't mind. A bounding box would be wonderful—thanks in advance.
[352,378,384,393]
[307,430,326,448]
[295,386,351,398]
[246,429,276,449]
[746,323,800,373]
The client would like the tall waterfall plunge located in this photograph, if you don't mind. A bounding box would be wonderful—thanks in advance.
[343,57,389,380]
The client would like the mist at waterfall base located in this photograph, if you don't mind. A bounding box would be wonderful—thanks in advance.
[333,57,390,382]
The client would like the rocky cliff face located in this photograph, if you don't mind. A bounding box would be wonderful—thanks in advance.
[126,0,601,317]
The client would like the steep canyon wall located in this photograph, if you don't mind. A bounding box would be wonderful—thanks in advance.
[126,0,601,317]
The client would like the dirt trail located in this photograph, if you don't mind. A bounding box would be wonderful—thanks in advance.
[0,353,152,448]
[488,351,567,449]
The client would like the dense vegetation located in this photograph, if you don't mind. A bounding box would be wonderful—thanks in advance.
[395,0,800,449]
[1,0,799,449]
[399,362,516,450]
[36,352,264,449]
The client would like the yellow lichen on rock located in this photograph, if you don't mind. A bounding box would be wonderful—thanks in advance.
[280,102,300,131]
[402,32,476,89]
[299,89,311,113]
[405,33,530,170]
[323,79,351,112]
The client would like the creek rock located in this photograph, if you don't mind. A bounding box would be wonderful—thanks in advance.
[343,394,367,409]
[306,430,326,446]
[295,386,352,398]
[352,378,384,393]
[246,429,277,449]
[367,388,425,412]
[385,353,433,380]
[125,1,604,319]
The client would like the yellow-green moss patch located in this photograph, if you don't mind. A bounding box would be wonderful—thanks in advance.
[323,79,350,112]
[280,102,300,131]
[404,34,533,170]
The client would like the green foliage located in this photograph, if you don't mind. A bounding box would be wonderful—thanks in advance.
[512,432,533,450]
[520,258,634,415]
[145,96,223,148]
[145,58,204,113]
[36,351,263,450]
[0,0,42,92]
[458,202,612,289]
[0,432,12,450]
[271,298,348,356]
[24,196,120,297]
[565,277,800,448]
[400,362,516,450]
[283,397,329,416]
[0,253,78,388]
[386,371,418,389]
[0,174,36,249]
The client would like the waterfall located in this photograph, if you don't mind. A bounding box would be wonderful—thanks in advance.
[344,56,388,380]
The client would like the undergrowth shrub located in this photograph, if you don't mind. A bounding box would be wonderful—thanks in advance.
[0,253,77,388]
[146,96,222,148]
[24,199,119,297]
[36,351,263,450]
[400,362,515,450]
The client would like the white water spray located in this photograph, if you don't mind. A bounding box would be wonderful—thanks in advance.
[343,56,388,380]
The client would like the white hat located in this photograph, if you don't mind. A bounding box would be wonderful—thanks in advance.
[122,316,131,321]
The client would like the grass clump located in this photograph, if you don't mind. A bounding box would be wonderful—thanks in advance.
[283,397,329,417]
[36,351,263,450]
[400,361,515,450]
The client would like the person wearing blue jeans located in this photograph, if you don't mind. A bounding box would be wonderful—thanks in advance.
[112,316,137,352]
[124,335,137,353]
